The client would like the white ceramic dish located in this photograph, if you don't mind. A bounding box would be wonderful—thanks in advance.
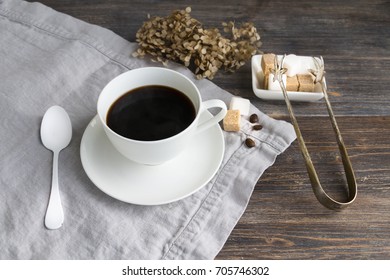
[251,54,325,102]
[80,114,224,205]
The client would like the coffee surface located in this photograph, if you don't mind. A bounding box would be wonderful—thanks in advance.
[107,85,196,141]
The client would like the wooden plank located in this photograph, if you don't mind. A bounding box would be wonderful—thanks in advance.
[217,116,390,259]
[36,0,390,116]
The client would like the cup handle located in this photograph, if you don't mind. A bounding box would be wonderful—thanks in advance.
[195,99,227,134]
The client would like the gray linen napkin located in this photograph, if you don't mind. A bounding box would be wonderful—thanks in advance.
[0,0,296,259]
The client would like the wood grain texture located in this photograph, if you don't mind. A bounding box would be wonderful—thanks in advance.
[33,0,390,259]
[218,116,390,259]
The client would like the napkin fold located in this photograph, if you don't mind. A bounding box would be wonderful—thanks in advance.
[0,0,296,259]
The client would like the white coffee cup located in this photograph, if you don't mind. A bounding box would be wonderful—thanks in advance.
[97,67,227,165]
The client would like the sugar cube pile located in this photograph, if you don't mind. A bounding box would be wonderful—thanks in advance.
[261,53,316,92]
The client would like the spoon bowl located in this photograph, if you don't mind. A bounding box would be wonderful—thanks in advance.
[40,105,72,230]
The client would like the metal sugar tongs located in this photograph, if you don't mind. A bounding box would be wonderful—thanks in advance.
[271,55,357,210]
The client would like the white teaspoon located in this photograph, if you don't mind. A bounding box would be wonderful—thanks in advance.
[40,106,72,230]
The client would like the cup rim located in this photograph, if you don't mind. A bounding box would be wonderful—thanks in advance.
[97,67,202,144]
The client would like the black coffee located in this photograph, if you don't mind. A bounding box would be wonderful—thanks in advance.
[106,85,196,141]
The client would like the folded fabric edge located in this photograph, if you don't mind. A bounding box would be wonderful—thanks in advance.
[0,0,139,69]
[162,122,296,259]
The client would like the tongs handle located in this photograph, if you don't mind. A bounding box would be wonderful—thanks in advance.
[274,56,357,210]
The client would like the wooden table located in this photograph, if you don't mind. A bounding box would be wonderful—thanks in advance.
[36,0,390,259]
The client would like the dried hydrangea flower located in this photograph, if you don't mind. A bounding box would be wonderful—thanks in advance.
[133,7,262,79]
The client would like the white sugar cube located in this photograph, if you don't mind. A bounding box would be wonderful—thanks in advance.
[229,96,250,116]
[284,54,313,77]
[284,54,302,77]
[268,73,287,90]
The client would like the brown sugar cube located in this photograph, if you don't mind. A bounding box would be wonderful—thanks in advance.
[263,73,270,89]
[286,75,299,91]
[297,74,315,92]
[223,110,241,132]
[261,53,275,76]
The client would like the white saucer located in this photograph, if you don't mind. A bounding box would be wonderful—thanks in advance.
[80,114,225,205]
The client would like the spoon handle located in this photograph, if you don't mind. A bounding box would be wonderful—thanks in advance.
[45,150,64,229]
